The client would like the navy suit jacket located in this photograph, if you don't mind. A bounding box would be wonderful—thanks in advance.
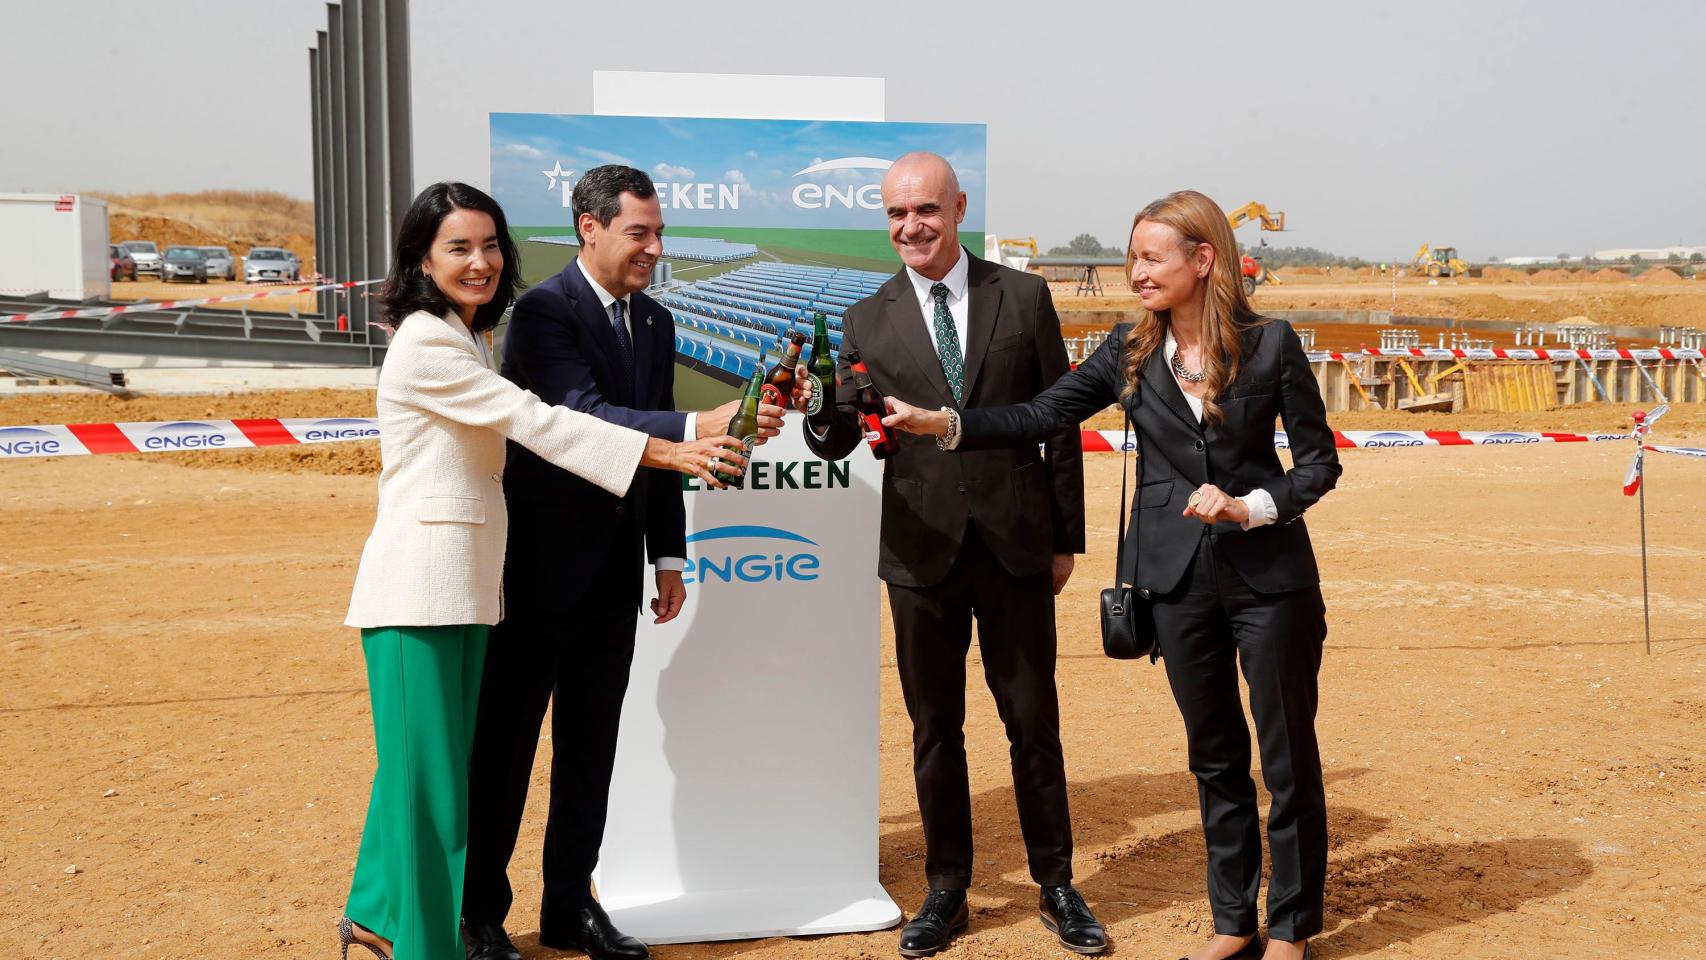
[500,258,687,612]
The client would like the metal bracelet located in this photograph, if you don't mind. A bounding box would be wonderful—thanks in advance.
[936,406,961,450]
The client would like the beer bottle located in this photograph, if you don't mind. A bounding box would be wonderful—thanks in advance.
[806,311,836,428]
[844,350,899,460]
[762,325,806,407]
[720,345,767,487]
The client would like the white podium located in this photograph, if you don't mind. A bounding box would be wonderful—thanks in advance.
[594,429,900,942]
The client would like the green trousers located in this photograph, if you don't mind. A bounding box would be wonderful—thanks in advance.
[347,624,489,960]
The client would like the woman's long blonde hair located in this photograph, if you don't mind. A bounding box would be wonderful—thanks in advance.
[1119,190,1262,424]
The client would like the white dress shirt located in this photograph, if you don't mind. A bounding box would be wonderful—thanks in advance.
[1164,331,1276,530]
[904,246,970,367]
[574,258,690,573]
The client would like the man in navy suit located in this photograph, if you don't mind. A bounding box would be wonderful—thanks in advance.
[461,165,785,960]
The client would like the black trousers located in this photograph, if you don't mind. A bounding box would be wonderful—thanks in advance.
[462,532,641,934]
[886,524,1073,891]
[1151,534,1328,943]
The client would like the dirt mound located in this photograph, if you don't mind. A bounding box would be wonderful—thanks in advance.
[99,190,316,271]
[1481,267,1528,283]
[1591,268,1628,282]
[1286,266,1326,276]
[1638,267,1685,283]
[1528,268,1572,282]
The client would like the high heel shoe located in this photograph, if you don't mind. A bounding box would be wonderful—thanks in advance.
[339,917,390,960]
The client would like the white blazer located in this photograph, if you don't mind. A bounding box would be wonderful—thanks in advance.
[345,310,649,628]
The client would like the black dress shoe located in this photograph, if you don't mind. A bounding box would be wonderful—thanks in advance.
[898,888,969,957]
[1039,885,1107,954]
[1175,934,1263,960]
[538,903,650,960]
[462,920,522,960]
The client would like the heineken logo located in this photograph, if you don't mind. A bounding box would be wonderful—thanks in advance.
[684,458,851,492]
[807,373,825,416]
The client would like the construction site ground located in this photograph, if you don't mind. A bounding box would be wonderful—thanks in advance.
[2,388,1703,960]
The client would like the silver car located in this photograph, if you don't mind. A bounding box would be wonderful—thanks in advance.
[198,246,236,281]
[121,240,161,276]
[244,246,300,283]
[161,245,209,284]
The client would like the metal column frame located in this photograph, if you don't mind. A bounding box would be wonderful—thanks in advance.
[309,1,411,364]
[383,0,413,251]
[339,0,368,337]
[361,0,388,327]
[325,7,348,334]
[309,44,326,318]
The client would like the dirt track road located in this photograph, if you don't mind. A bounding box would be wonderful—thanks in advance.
[3,406,1704,958]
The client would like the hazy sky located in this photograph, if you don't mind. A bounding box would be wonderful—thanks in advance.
[5,0,1702,261]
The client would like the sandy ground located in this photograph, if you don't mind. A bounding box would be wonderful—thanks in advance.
[3,394,1705,959]
[1054,276,1706,337]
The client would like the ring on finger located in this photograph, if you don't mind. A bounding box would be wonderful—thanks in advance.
[1187,490,1204,508]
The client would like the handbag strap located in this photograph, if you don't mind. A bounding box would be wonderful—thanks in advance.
[1113,406,1135,590]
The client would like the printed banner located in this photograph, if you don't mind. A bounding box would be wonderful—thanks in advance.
[490,113,987,409]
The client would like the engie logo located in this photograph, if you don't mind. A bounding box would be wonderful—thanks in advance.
[1359,431,1426,448]
[1476,433,1541,445]
[0,426,63,457]
[682,525,821,586]
[791,156,892,211]
[143,421,229,450]
[302,418,380,442]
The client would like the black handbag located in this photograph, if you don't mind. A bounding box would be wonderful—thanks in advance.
[1100,409,1159,661]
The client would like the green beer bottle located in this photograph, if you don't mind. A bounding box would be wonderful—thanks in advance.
[719,345,767,488]
[806,311,836,428]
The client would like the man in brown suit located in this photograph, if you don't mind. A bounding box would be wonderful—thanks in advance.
[804,152,1103,957]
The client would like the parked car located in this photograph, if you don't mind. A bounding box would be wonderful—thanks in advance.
[199,245,237,281]
[161,245,209,283]
[244,246,299,283]
[109,244,137,281]
[120,240,161,276]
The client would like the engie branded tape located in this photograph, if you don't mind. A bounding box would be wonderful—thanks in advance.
[1078,429,1630,452]
[1,280,381,325]
[0,417,380,459]
[1307,348,1705,362]
[0,419,1689,463]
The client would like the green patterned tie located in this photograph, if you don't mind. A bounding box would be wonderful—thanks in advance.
[930,282,964,403]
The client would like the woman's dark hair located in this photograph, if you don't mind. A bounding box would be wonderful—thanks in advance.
[379,181,523,333]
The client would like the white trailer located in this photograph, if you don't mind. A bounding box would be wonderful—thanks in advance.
[0,193,111,301]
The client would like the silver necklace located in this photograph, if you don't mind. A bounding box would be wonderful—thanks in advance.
[1170,348,1206,383]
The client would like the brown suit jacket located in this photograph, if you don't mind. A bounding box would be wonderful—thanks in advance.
[805,250,1084,588]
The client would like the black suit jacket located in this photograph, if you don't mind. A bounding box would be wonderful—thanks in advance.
[961,320,1340,596]
[500,259,687,612]
[805,251,1085,588]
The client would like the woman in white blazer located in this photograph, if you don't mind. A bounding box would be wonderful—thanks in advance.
[338,183,741,960]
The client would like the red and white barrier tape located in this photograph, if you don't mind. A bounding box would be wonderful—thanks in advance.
[0,418,378,459]
[1305,347,1704,362]
[1,418,1681,461]
[1644,443,1706,460]
[1078,429,1630,452]
[1,279,381,324]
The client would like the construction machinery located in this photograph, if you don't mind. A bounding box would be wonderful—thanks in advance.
[1226,201,1286,295]
[1414,244,1471,278]
[996,236,1038,271]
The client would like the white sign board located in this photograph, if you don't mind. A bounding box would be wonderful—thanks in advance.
[595,428,898,942]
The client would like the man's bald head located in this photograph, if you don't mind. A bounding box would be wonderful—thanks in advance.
[881,151,966,280]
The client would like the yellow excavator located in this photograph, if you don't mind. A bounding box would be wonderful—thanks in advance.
[1227,201,1286,294]
[1414,243,1470,278]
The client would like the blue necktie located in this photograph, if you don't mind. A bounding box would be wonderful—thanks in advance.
[610,298,635,376]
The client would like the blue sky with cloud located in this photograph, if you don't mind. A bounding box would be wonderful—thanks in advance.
[491,114,985,231]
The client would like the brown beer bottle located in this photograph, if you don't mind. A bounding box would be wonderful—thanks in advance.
[844,350,898,459]
[762,325,806,407]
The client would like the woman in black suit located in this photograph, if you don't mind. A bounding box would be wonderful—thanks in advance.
[884,190,1340,960]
